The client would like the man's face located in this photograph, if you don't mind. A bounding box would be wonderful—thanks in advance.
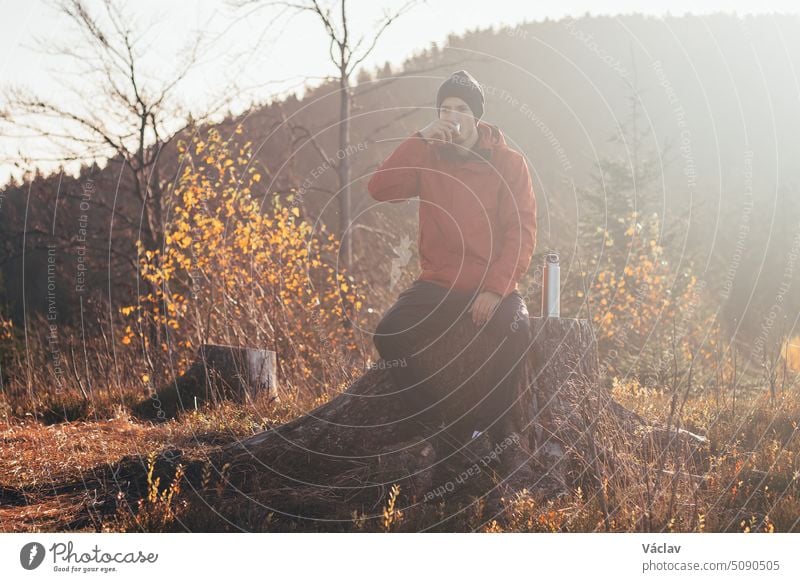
[439,96,476,144]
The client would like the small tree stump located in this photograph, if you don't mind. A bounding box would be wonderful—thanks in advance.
[196,344,278,405]
[133,343,277,420]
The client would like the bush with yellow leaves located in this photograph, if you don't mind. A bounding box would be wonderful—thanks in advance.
[575,211,717,384]
[120,125,366,398]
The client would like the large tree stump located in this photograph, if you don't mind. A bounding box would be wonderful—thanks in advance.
[133,343,278,420]
[167,313,709,529]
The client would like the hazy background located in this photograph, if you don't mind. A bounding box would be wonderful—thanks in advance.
[2,1,800,378]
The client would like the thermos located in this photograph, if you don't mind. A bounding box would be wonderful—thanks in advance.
[541,252,560,318]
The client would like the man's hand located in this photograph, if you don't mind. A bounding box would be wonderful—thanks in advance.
[469,291,502,325]
[418,119,460,143]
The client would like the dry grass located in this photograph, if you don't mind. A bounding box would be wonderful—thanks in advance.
[0,391,313,532]
[1,366,799,532]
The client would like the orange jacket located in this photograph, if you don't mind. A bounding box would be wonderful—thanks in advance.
[367,120,537,298]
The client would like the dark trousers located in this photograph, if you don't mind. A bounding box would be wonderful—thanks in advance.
[372,279,532,443]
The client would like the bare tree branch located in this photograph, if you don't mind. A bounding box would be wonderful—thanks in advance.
[346,1,417,77]
[226,0,423,269]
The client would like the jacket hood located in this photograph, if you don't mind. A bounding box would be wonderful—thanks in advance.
[476,120,507,151]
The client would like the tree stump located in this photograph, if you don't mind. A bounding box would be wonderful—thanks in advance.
[133,343,278,420]
[527,317,709,511]
[163,314,709,529]
[528,317,599,492]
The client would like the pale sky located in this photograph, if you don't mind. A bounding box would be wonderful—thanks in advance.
[1,0,799,186]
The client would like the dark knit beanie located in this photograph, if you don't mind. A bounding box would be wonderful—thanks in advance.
[436,70,485,120]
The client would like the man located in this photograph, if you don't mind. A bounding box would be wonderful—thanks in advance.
[367,70,538,496]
